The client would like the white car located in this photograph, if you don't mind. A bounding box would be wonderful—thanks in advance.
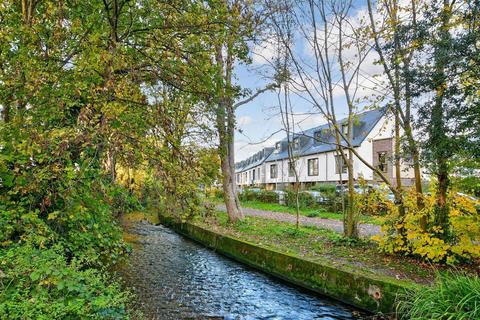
[303,190,328,203]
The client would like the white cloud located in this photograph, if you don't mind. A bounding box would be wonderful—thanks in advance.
[251,39,278,65]
[237,115,252,126]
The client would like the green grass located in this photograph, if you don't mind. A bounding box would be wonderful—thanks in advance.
[397,273,480,320]
[194,211,435,283]
[239,200,382,225]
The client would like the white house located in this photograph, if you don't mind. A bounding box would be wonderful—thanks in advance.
[235,108,415,190]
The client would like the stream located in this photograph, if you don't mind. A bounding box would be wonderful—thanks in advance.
[116,221,366,320]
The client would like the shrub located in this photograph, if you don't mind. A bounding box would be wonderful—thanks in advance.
[0,127,132,318]
[452,175,480,197]
[310,183,336,194]
[397,273,480,320]
[212,188,224,200]
[355,188,392,216]
[257,190,278,203]
[306,207,328,218]
[239,189,258,202]
[323,196,346,213]
[285,190,317,209]
[373,188,480,264]
[107,184,143,216]
[0,245,132,319]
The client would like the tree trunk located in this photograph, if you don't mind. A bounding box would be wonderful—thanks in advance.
[431,0,452,239]
[394,106,406,219]
[404,56,426,228]
[295,181,300,229]
[109,147,116,182]
[215,37,244,223]
[346,148,356,238]
[220,151,244,223]
[1,103,10,123]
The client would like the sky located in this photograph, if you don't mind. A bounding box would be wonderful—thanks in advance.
[233,1,387,162]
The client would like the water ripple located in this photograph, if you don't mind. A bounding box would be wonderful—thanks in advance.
[116,222,364,320]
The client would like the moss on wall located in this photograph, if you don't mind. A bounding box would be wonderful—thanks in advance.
[159,216,414,314]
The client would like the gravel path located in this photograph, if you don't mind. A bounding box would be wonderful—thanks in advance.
[216,204,381,238]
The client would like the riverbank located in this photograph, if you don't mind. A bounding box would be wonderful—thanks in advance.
[159,213,419,315]
[117,213,366,319]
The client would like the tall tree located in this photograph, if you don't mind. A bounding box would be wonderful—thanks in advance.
[210,0,276,223]
[366,0,425,232]
[267,0,392,238]
[415,0,479,238]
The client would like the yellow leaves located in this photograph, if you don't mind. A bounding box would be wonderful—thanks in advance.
[373,187,480,264]
[39,277,57,287]
[47,211,58,220]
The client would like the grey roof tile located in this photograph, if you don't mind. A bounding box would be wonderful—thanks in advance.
[235,108,386,172]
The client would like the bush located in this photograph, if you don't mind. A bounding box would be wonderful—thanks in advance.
[239,189,259,202]
[397,273,480,320]
[310,183,336,194]
[285,190,317,209]
[0,245,131,319]
[257,190,278,203]
[0,126,132,318]
[212,188,224,200]
[373,188,480,264]
[355,188,392,216]
[306,207,328,217]
[107,184,143,216]
[452,175,480,197]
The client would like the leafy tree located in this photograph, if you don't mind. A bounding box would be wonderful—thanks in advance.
[413,0,480,239]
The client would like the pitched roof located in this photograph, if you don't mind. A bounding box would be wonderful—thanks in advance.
[235,147,274,173]
[265,108,386,163]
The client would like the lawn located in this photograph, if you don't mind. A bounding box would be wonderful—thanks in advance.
[239,200,382,225]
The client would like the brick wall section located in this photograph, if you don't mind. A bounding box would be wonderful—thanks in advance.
[372,138,393,184]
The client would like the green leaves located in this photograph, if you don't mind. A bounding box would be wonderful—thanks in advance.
[0,245,132,319]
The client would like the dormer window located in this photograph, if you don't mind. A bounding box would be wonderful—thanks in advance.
[275,142,281,152]
[342,123,348,135]
[314,131,322,143]
[293,137,300,149]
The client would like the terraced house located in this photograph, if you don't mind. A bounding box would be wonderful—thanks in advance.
[235,108,415,190]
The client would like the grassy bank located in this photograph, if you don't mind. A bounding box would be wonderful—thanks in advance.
[194,211,477,285]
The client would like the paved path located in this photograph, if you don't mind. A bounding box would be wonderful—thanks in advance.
[216,204,381,238]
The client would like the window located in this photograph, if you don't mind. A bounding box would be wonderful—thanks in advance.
[257,168,260,180]
[378,152,388,173]
[252,169,256,181]
[342,123,348,135]
[270,164,278,179]
[293,137,300,149]
[314,131,322,143]
[335,155,348,174]
[288,161,296,177]
[275,142,282,152]
[308,158,319,176]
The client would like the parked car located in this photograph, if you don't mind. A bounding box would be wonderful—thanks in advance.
[273,190,286,204]
[335,184,372,196]
[303,190,328,204]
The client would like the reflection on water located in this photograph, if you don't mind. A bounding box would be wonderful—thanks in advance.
[116,222,365,320]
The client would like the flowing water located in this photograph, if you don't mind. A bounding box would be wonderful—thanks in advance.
[116,221,366,320]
